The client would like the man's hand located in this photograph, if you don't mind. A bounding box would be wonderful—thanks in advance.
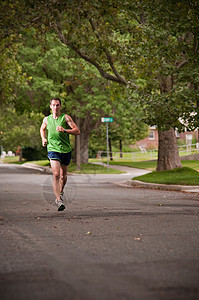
[56,126,65,132]
[42,138,47,147]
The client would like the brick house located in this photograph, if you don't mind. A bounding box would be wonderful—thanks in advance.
[136,126,198,150]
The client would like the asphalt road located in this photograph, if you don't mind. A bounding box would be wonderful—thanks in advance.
[0,164,199,300]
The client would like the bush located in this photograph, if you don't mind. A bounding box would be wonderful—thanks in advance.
[22,146,47,161]
[89,147,98,158]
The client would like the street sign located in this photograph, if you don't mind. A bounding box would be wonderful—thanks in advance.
[101,117,113,171]
[101,117,113,123]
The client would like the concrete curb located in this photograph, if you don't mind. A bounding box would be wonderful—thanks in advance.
[114,179,199,193]
[22,163,74,175]
[22,163,53,174]
[22,163,199,194]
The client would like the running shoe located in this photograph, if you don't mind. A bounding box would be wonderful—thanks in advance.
[60,192,64,202]
[55,199,65,211]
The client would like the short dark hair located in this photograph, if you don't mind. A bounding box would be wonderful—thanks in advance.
[50,98,61,105]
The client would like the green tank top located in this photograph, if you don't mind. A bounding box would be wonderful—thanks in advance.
[47,113,72,153]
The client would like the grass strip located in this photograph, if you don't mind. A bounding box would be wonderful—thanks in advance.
[68,163,123,174]
[2,157,123,174]
[27,160,50,166]
[2,156,25,164]
[109,160,157,170]
[109,160,199,171]
[133,167,199,186]
[25,160,123,174]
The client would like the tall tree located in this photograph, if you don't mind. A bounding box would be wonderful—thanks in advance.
[0,106,43,155]
[0,36,29,107]
[1,0,198,169]
[135,0,199,170]
[16,31,113,163]
[55,0,198,170]
[89,85,148,158]
[16,30,147,163]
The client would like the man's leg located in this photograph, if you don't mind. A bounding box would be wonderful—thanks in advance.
[60,164,68,194]
[50,159,61,201]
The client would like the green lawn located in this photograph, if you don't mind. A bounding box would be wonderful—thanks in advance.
[2,156,199,184]
[108,160,199,172]
[2,157,124,174]
[109,160,157,170]
[2,156,25,164]
[90,149,199,162]
[27,160,50,166]
[2,157,123,174]
[181,160,199,171]
[133,167,199,186]
[28,160,123,174]
[68,163,123,174]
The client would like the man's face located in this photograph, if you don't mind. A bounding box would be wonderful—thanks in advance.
[50,100,61,114]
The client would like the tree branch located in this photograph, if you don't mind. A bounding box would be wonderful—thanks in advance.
[87,16,127,85]
[176,60,188,69]
[53,22,127,85]
[194,34,199,54]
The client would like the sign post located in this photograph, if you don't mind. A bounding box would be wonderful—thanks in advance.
[101,117,113,170]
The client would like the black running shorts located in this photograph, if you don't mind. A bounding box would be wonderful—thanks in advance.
[48,151,72,166]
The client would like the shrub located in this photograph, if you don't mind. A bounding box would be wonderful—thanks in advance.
[22,146,47,161]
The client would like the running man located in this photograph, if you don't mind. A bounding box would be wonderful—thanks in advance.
[40,98,80,211]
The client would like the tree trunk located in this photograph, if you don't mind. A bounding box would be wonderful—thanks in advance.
[80,131,89,164]
[197,99,199,143]
[119,139,123,158]
[73,115,101,164]
[76,134,81,171]
[73,128,89,164]
[157,128,182,171]
[75,117,81,171]
[108,138,113,161]
[157,75,182,171]
[19,147,22,163]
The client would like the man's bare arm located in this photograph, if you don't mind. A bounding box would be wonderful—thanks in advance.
[40,117,48,147]
[56,115,80,135]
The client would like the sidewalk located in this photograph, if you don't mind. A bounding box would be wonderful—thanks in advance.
[23,163,53,174]
[23,162,199,194]
[92,162,199,194]
[115,179,199,193]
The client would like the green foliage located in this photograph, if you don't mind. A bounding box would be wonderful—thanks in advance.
[0,106,43,152]
[16,30,67,113]
[22,146,47,161]
[0,35,29,106]
[132,0,199,131]
[1,0,198,166]
[29,0,198,132]
[16,30,147,156]
[16,30,114,119]
[89,83,148,153]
